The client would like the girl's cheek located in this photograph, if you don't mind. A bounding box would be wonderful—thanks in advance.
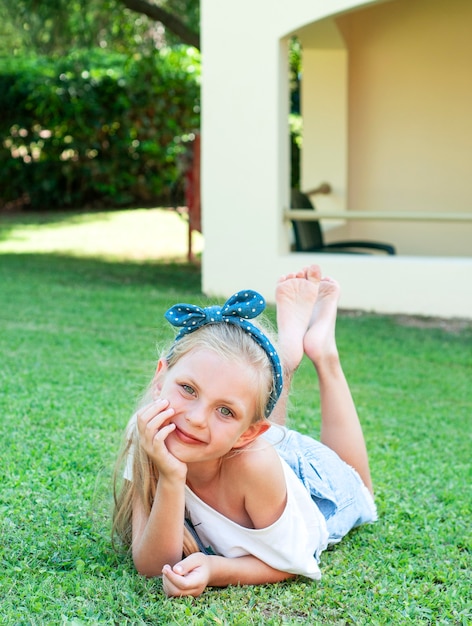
[165,389,181,412]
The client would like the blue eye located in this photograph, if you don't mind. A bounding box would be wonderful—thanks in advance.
[181,384,195,395]
[219,406,233,418]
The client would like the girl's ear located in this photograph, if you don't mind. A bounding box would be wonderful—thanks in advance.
[233,419,271,449]
[152,358,168,393]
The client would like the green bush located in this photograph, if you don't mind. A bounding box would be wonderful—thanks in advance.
[0,48,200,210]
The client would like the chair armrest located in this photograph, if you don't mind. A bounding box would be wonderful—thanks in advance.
[323,241,396,255]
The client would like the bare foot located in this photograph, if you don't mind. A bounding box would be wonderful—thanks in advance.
[276,265,321,374]
[303,276,341,367]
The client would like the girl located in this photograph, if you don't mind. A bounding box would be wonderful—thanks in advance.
[113,265,377,597]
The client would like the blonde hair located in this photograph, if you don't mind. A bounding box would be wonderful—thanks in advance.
[112,319,278,556]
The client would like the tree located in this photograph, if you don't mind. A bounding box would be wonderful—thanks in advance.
[119,0,200,49]
[0,0,202,210]
[0,0,200,57]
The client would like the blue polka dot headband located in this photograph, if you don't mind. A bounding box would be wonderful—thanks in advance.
[164,290,283,417]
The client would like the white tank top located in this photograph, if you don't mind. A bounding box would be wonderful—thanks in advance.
[185,457,329,580]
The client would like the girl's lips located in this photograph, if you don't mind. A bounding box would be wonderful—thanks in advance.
[173,424,206,445]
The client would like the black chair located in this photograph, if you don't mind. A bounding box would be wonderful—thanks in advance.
[290,189,396,254]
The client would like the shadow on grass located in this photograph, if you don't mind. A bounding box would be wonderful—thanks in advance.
[0,252,202,293]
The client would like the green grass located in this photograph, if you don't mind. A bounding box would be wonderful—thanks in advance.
[1,210,471,625]
[0,207,203,261]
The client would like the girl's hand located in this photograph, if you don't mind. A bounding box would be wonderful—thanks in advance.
[161,553,211,598]
[137,398,186,481]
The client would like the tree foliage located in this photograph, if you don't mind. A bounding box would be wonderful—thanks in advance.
[0,0,201,210]
[0,0,200,57]
[0,49,200,210]
[120,0,200,49]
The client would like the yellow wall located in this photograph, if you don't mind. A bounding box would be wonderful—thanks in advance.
[301,0,472,256]
[343,0,472,254]
[301,47,348,219]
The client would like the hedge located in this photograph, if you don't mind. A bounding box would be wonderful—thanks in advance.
[0,48,200,210]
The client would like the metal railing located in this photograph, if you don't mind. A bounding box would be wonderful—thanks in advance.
[285,209,472,222]
[286,183,472,222]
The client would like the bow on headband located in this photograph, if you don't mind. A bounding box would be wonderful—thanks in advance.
[164,290,283,417]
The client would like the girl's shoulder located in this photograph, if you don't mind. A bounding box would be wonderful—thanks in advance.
[223,436,281,481]
[230,436,280,468]
[225,440,287,529]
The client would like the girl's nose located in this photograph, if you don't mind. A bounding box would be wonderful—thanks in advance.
[185,406,207,427]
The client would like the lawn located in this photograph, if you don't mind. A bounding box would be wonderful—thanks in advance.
[0,209,471,625]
